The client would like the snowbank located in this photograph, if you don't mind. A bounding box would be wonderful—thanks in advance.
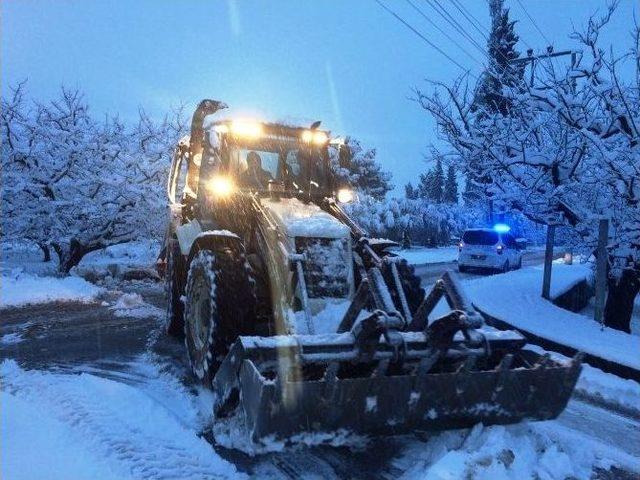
[2,390,125,480]
[109,292,164,319]
[465,264,639,370]
[78,240,160,269]
[394,246,459,265]
[0,359,243,479]
[394,419,638,480]
[0,271,103,308]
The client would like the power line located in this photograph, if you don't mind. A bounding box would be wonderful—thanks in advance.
[514,0,552,46]
[445,0,533,76]
[422,0,515,79]
[374,0,477,77]
[423,0,487,57]
[449,0,490,38]
[404,0,483,66]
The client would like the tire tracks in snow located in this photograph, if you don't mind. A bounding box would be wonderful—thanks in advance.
[2,360,241,479]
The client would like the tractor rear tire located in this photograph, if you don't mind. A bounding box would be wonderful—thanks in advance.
[184,247,256,388]
[166,240,185,338]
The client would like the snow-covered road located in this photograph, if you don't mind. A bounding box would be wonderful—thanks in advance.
[2,278,639,479]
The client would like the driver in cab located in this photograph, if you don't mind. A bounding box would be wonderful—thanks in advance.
[239,151,273,190]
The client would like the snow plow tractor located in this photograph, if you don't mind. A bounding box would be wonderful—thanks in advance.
[161,99,582,442]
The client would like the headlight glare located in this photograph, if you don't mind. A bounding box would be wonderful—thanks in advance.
[337,188,354,203]
[208,176,235,197]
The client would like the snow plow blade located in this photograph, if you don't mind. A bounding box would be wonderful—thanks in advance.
[213,331,582,441]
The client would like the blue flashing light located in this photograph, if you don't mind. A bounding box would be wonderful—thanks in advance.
[493,223,511,233]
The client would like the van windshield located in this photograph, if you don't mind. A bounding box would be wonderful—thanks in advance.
[462,230,499,245]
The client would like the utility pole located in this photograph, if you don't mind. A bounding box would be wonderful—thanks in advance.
[594,218,609,327]
[509,47,580,88]
[541,225,555,300]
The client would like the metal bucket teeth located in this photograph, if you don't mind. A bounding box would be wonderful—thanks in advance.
[212,336,582,441]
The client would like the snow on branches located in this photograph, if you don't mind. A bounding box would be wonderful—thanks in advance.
[418,5,639,272]
[345,195,480,247]
[329,137,393,200]
[1,84,186,273]
[417,3,640,330]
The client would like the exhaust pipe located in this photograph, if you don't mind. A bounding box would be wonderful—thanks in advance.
[186,99,227,192]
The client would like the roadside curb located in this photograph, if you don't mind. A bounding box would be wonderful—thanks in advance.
[476,305,640,383]
[410,260,458,269]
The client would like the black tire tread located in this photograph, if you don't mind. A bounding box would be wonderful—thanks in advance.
[184,246,256,388]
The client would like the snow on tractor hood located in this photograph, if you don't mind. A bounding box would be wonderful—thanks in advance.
[260,197,350,239]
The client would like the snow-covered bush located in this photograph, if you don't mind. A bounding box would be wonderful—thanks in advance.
[346,195,482,246]
[329,137,393,200]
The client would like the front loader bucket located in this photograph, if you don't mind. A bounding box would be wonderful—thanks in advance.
[213,333,582,442]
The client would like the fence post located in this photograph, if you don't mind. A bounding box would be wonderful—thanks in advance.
[542,225,555,300]
[594,218,609,327]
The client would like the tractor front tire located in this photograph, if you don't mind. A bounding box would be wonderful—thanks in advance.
[184,248,256,388]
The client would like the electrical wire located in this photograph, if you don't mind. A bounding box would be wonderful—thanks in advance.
[374,0,478,78]
[423,0,487,57]
[449,0,490,38]
[514,0,552,46]
[404,0,483,66]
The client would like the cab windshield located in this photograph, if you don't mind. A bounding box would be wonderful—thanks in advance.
[227,141,330,194]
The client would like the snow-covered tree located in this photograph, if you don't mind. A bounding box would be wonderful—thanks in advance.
[404,182,418,199]
[443,165,458,204]
[418,4,640,331]
[473,0,523,115]
[330,137,393,200]
[1,85,186,273]
[429,157,445,203]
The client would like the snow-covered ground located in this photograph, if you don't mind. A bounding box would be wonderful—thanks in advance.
[2,240,639,479]
[0,270,104,308]
[1,358,243,480]
[394,246,460,265]
[0,240,159,309]
[2,353,638,480]
[1,240,159,276]
[464,263,640,371]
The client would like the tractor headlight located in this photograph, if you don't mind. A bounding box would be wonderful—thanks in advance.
[208,176,235,197]
[337,188,354,203]
[302,130,328,144]
[230,120,263,138]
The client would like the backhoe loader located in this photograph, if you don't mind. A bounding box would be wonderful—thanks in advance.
[161,99,581,442]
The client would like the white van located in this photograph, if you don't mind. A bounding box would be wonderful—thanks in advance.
[458,228,524,273]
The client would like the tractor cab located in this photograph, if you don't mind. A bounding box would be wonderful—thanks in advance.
[191,120,341,203]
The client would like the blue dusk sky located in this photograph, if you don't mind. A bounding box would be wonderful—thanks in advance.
[2,0,638,193]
